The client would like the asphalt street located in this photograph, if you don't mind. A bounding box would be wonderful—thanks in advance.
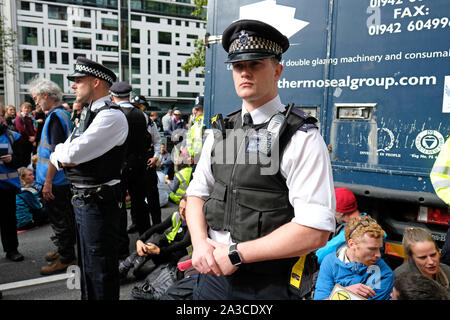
[0,200,178,300]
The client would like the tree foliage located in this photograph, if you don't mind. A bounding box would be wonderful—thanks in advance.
[0,5,18,74]
[182,0,207,75]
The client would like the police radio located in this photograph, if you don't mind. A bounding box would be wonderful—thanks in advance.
[265,103,294,156]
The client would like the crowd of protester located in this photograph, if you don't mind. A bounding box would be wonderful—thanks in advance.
[1,88,449,301]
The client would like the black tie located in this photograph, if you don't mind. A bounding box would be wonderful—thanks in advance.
[243,113,253,127]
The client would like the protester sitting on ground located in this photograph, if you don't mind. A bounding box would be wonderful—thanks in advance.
[119,197,191,280]
[316,187,370,264]
[16,167,47,230]
[391,272,449,300]
[168,155,193,205]
[314,216,395,300]
[157,143,174,180]
[394,227,450,290]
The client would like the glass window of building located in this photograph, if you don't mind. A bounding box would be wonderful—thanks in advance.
[73,37,92,50]
[166,82,170,97]
[37,51,45,68]
[50,52,57,64]
[61,30,68,43]
[21,1,30,10]
[62,52,69,65]
[132,58,140,74]
[131,29,140,43]
[50,74,64,89]
[102,18,119,31]
[21,27,37,45]
[23,72,39,84]
[22,49,32,63]
[158,31,171,45]
[35,3,42,11]
[166,60,170,74]
[48,5,67,20]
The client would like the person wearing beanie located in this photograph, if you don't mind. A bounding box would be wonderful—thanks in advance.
[316,187,367,264]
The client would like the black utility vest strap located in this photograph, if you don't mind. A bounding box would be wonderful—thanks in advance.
[65,101,126,185]
[204,106,317,274]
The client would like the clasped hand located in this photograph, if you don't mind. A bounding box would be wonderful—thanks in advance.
[191,238,238,277]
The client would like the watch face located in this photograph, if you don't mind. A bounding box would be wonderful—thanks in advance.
[229,250,241,265]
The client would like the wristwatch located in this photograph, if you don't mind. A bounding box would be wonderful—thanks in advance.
[228,243,242,266]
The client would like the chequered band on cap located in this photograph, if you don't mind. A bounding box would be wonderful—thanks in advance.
[228,35,283,57]
[75,64,115,85]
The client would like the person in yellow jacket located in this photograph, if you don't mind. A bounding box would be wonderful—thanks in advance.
[430,136,450,266]
[430,137,450,205]
[169,165,193,205]
[186,96,205,164]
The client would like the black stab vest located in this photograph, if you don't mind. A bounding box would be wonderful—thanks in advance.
[65,101,126,185]
[203,106,318,274]
[120,105,151,169]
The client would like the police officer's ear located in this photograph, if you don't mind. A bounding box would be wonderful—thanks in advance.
[273,59,283,81]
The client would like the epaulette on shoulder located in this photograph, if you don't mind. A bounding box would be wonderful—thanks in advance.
[225,108,241,118]
[289,107,318,132]
[103,100,120,109]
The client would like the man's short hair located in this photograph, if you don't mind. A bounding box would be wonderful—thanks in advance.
[394,272,450,300]
[345,216,385,243]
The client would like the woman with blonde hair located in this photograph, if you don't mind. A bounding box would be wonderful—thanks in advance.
[394,227,450,290]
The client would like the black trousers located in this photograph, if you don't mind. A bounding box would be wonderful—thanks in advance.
[72,184,122,300]
[143,166,161,231]
[193,267,295,300]
[0,186,19,254]
[118,165,148,258]
[46,184,76,263]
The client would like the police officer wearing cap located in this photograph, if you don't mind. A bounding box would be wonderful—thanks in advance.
[185,19,336,299]
[186,95,205,166]
[130,95,163,229]
[109,82,148,259]
[50,57,128,300]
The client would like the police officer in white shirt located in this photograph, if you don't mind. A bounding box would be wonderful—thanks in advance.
[50,57,128,300]
[185,19,336,299]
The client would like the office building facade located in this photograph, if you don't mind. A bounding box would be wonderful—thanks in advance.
[1,0,206,111]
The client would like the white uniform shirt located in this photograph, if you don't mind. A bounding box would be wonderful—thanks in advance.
[186,95,336,244]
[50,96,129,187]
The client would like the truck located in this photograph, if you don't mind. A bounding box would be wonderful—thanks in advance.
[202,0,450,264]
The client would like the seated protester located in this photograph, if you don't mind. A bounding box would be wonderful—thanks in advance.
[157,143,174,180]
[16,167,47,230]
[314,216,394,300]
[394,227,450,290]
[316,187,371,264]
[391,272,449,300]
[168,154,193,205]
[119,197,191,279]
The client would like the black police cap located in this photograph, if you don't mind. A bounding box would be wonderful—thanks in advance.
[194,95,204,108]
[67,57,117,85]
[131,95,149,108]
[110,81,132,97]
[222,19,289,63]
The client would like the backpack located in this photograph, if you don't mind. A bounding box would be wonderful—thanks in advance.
[130,263,178,300]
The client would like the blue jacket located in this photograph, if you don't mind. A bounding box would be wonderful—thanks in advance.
[36,107,72,186]
[314,245,395,300]
[16,187,42,229]
[0,130,22,191]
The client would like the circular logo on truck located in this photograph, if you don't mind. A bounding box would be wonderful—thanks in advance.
[415,130,445,155]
